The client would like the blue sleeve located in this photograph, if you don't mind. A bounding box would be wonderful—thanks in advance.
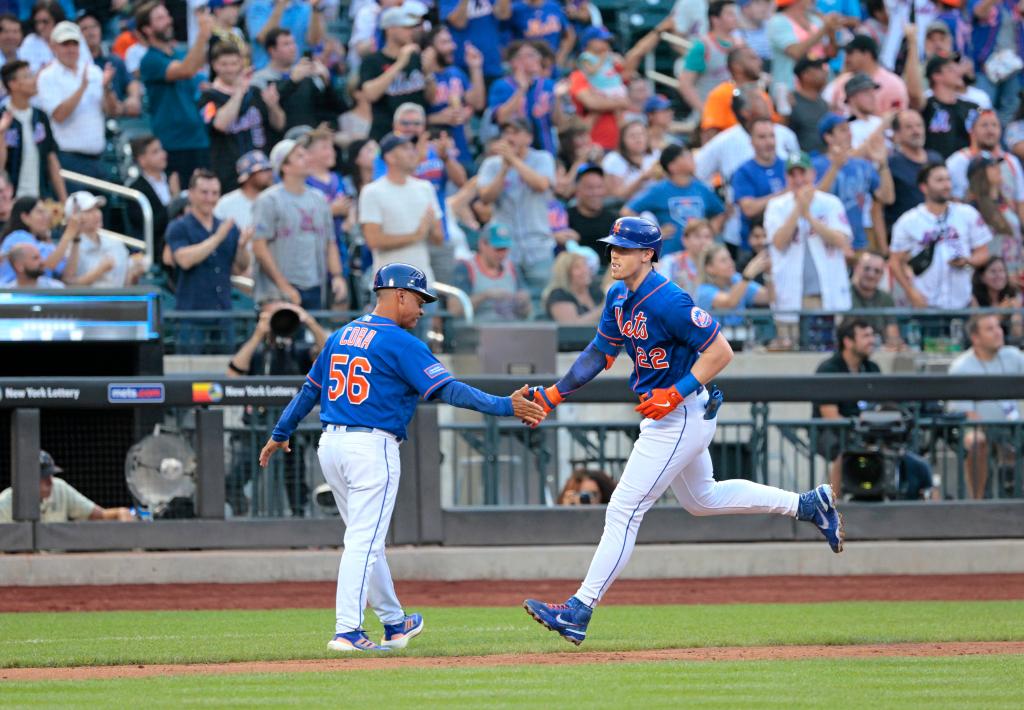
[439,0,460,21]
[434,380,514,416]
[744,280,762,307]
[271,380,320,441]
[695,284,717,311]
[488,79,514,109]
[842,0,862,19]
[868,163,880,193]
[164,220,188,252]
[138,50,170,83]
[554,341,611,397]
[730,166,756,201]
[626,184,657,214]
[394,338,455,399]
[702,183,724,217]
[812,156,830,186]
[594,289,625,356]
[246,1,273,38]
[665,290,722,353]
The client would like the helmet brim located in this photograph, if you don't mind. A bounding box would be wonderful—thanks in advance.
[374,285,439,304]
[598,236,660,261]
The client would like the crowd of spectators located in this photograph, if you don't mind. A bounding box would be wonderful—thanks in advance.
[0,0,1019,360]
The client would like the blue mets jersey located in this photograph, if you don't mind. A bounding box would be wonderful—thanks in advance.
[305,313,454,440]
[593,270,721,395]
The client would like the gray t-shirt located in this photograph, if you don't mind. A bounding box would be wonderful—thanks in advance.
[948,346,1024,421]
[251,184,333,302]
[476,149,556,268]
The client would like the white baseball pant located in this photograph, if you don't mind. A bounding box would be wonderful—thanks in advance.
[575,390,801,607]
[317,429,406,633]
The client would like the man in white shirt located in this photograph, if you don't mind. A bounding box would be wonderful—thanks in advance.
[889,163,991,309]
[34,22,118,180]
[359,132,443,287]
[945,110,1024,213]
[64,191,131,288]
[764,152,853,345]
[842,73,884,149]
[948,313,1024,499]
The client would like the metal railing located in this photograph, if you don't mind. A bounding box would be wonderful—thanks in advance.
[60,169,154,261]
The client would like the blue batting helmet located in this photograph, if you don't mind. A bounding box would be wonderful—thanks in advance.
[372,263,438,303]
[598,217,662,261]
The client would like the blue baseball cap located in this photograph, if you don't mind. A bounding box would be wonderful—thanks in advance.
[575,162,604,181]
[379,132,413,156]
[817,112,854,139]
[235,150,271,182]
[482,222,513,249]
[644,94,673,113]
[580,26,614,48]
[207,0,241,9]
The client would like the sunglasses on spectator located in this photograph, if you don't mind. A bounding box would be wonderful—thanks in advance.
[399,119,424,127]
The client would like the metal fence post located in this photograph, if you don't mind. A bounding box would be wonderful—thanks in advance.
[195,408,225,519]
[394,405,442,545]
[11,408,41,523]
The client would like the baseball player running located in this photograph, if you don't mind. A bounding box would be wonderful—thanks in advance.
[522,217,844,646]
[261,263,545,652]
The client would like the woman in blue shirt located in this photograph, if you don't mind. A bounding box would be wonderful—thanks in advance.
[696,243,772,328]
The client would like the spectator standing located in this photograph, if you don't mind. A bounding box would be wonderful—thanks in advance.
[848,250,904,349]
[127,135,177,267]
[813,113,894,252]
[657,217,715,295]
[946,110,1024,208]
[76,10,142,118]
[697,242,772,328]
[624,143,725,256]
[922,55,980,160]
[889,163,991,308]
[0,195,76,283]
[252,139,342,309]
[542,250,603,324]
[700,46,775,141]
[199,43,285,192]
[948,313,1024,498]
[453,222,531,321]
[246,0,324,71]
[0,61,66,202]
[0,242,64,287]
[441,0,512,84]
[165,170,250,353]
[358,5,430,141]
[0,451,134,522]
[824,34,909,112]
[207,0,249,66]
[359,132,442,293]
[732,117,788,251]
[63,191,132,288]
[765,152,853,344]
[507,0,576,67]
[787,56,830,154]
[567,163,618,264]
[767,0,840,99]
[886,109,943,233]
[677,1,742,118]
[423,26,485,168]
[967,0,1024,126]
[737,0,774,63]
[0,13,21,68]
[842,73,885,148]
[966,156,1024,282]
[137,2,212,183]
[34,21,117,180]
[304,126,353,308]
[477,118,557,294]
[857,0,888,47]
[645,94,684,151]
[489,40,559,156]
[215,150,274,233]
[17,1,70,73]
[601,121,660,202]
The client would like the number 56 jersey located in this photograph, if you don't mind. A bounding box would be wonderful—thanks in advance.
[306,313,454,440]
[593,270,721,395]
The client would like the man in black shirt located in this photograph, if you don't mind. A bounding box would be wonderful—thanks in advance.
[567,163,617,266]
[787,56,829,155]
[922,55,979,160]
[199,43,285,192]
[885,109,942,233]
[358,5,431,141]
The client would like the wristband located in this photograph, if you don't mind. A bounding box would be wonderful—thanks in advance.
[674,373,702,398]
[227,360,246,375]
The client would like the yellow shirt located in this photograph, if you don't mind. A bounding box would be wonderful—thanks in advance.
[0,476,98,523]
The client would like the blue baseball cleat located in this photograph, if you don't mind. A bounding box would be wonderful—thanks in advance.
[327,630,391,652]
[797,483,845,553]
[523,596,592,646]
[381,613,424,649]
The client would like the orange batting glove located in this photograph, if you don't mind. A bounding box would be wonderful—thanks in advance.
[528,385,563,415]
[635,386,684,420]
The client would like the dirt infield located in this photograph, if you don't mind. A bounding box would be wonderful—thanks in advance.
[3,574,1024,613]
[3,642,1022,681]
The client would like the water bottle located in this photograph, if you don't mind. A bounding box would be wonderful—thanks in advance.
[906,320,922,351]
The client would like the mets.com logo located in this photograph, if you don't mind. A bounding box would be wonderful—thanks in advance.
[107,383,165,403]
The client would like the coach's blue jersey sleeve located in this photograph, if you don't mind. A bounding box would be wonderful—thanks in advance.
[395,338,455,400]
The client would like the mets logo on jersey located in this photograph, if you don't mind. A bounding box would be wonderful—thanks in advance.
[616,309,649,339]
[691,307,713,328]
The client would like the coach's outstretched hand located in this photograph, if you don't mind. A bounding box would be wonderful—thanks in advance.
[259,437,291,467]
[512,385,547,427]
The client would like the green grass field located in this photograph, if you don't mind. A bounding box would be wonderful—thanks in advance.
[2,601,1023,708]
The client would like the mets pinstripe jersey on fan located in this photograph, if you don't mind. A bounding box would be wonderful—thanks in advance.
[592,270,722,395]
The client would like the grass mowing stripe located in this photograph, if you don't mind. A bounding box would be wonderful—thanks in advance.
[1,601,1022,668]
[2,656,1022,709]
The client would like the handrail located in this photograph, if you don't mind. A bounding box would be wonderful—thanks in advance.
[98,228,145,252]
[432,281,474,324]
[659,31,692,52]
[61,169,154,261]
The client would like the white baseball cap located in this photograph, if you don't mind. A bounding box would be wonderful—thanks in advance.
[269,138,300,175]
[380,5,422,29]
[65,191,106,214]
[51,21,82,44]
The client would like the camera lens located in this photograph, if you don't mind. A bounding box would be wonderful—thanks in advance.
[578,492,592,504]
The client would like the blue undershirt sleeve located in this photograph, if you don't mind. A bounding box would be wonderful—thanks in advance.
[271,381,320,442]
[435,380,514,416]
[554,341,609,397]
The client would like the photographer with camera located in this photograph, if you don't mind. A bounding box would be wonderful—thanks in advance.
[557,469,617,506]
[814,318,934,500]
[226,301,328,516]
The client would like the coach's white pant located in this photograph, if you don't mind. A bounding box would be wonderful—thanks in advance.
[318,429,405,633]
[576,391,801,607]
